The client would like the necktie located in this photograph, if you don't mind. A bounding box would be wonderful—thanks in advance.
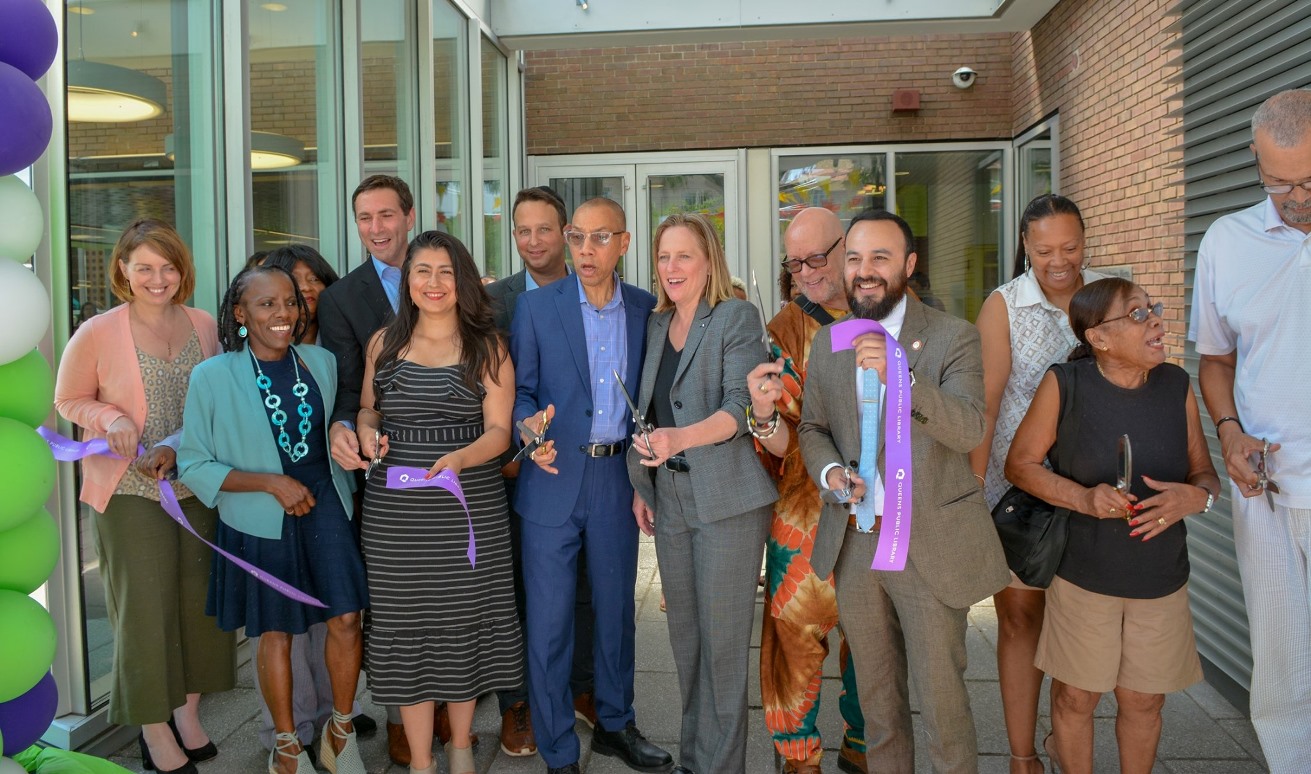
[381,266,401,312]
[856,368,881,531]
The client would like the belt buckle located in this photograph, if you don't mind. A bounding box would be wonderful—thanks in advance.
[664,455,690,473]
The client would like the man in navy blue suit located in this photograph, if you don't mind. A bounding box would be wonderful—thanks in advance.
[510,198,673,774]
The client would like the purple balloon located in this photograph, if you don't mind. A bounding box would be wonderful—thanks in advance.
[0,60,51,177]
[0,0,57,80]
[0,670,57,755]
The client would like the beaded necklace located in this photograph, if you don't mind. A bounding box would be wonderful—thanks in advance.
[250,346,312,462]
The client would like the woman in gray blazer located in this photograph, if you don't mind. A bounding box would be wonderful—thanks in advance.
[628,213,778,774]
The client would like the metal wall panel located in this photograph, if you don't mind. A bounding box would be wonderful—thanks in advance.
[1178,0,1311,703]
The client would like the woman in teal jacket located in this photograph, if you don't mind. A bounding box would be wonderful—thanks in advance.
[178,265,367,774]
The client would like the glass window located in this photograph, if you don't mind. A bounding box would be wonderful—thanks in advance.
[361,0,415,185]
[64,0,222,711]
[481,40,508,279]
[893,151,1004,321]
[248,0,340,260]
[777,153,887,249]
[433,2,468,241]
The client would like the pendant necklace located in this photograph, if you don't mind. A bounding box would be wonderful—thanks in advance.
[250,346,313,462]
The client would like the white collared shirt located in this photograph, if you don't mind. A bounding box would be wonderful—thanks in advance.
[1189,197,1311,507]
[821,295,908,515]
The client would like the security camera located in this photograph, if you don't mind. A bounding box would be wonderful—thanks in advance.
[952,67,977,89]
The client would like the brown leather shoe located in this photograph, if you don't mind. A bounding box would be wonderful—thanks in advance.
[837,741,868,774]
[572,691,598,729]
[435,703,479,749]
[499,701,537,756]
[386,722,410,767]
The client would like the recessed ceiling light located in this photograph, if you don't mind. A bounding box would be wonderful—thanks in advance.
[68,5,95,15]
[261,2,288,11]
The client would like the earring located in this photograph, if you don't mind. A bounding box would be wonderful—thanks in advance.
[238,325,248,338]
[1024,254,1031,273]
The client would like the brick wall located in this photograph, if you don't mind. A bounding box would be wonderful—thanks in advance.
[523,36,1015,155]
[1012,0,1184,347]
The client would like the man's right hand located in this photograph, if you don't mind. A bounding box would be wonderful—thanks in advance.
[1219,426,1280,498]
[330,422,366,470]
[520,404,555,445]
[825,466,867,504]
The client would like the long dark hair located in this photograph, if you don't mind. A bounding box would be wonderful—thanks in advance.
[217,265,310,352]
[1067,277,1134,361]
[373,231,504,389]
[1013,194,1086,277]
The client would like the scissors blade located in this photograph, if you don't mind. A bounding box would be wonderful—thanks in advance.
[750,269,775,358]
[613,369,656,457]
[365,429,383,479]
[512,419,545,462]
[1117,434,1133,495]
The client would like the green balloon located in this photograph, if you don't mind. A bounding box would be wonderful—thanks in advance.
[0,590,57,703]
[0,350,53,428]
[0,510,57,595]
[0,419,55,532]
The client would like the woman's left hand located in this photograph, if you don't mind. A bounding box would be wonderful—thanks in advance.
[634,427,684,467]
[427,453,463,479]
[1129,475,1210,540]
[133,446,176,480]
[747,358,786,417]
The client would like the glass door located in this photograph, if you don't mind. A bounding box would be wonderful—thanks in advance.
[539,165,637,281]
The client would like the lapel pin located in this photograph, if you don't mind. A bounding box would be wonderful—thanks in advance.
[911,340,923,351]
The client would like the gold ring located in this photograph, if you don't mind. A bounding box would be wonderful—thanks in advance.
[1158,517,1167,526]
[1108,507,1116,515]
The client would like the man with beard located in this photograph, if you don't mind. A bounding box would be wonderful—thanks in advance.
[747,207,867,774]
[1191,89,1311,774]
[797,209,1007,773]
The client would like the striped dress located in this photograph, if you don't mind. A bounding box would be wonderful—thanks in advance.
[361,359,523,704]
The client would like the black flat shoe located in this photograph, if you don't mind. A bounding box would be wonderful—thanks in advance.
[139,732,199,774]
[167,718,218,763]
[350,712,377,739]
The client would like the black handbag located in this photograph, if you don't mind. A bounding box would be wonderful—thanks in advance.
[990,365,1077,589]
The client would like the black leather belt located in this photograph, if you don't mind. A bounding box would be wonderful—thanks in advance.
[581,440,626,457]
[663,455,691,473]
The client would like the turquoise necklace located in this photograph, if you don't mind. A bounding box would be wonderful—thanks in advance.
[250,346,312,462]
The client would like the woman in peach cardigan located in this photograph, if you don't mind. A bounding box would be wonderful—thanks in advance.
[55,220,234,774]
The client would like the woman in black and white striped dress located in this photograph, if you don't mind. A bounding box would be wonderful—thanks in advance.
[355,231,522,774]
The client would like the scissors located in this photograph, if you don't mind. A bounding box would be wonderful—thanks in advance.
[750,269,779,360]
[365,429,383,479]
[613,369,655,459]
[1116,434,1139,517]
[820,465,859,504]
[1251,439,1281,509]
[512,415,551,462]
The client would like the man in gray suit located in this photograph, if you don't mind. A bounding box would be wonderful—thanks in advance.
[798,209,1008,773]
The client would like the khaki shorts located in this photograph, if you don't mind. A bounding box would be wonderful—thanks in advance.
[1035,575,1203,695]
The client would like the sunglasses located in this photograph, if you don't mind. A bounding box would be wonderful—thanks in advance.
[1096,301,1163,326]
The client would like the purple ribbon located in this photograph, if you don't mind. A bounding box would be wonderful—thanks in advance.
[830,319,913,571]
[383,467,476,567]
[39,426,327,607]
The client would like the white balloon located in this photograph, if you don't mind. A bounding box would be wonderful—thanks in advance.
[0,177,44,262]
[0,262,50,366]
[0,757,25,774]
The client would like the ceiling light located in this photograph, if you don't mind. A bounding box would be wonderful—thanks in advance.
[261,2,288,10]
[67,60,166,123]
[577,0,588,8]
[68,4,95,15]
[164,131,307,170]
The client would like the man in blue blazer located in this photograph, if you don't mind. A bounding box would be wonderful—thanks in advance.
[511,198,673,774]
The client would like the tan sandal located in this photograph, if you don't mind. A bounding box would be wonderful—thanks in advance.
[445,740,475,774]
[320,710,366,774]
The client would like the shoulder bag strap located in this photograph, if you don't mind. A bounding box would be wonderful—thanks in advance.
[793,294,835,326]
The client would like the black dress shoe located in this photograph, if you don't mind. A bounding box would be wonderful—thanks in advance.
[350,712,378,739]
[547,765,581,774]
[166,719,217,763]
[591,723,673,773]
[673,767,695,774]
[139,733,199,774]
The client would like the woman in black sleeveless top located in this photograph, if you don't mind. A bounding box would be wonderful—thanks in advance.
[1005,278,1220,774]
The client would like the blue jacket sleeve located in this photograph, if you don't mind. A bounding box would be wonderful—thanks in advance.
[176,364,234,509]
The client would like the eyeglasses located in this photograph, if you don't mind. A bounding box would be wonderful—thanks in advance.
[780,237,841,274]
[1254,154,1311,195]
[563,229,623,248]
[1096,301,1163,326]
